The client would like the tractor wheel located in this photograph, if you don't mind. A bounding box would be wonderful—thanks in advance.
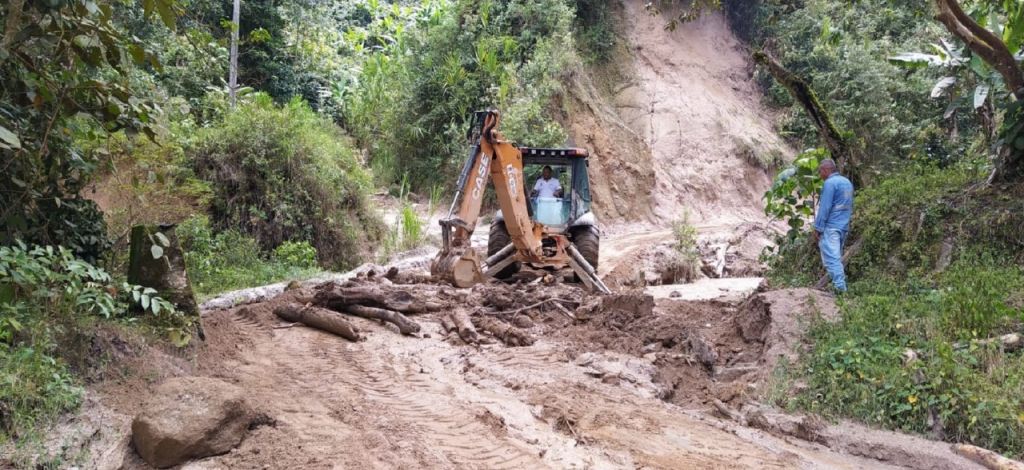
[571,227,600,276]
[487,221,520,279]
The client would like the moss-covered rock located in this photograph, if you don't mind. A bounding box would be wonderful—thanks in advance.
[127,224,200,318]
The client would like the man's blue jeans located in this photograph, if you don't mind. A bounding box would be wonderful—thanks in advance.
[818,228,847,292]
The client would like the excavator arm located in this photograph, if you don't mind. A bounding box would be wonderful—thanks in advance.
[432,110,609,293]
[433,110,542,286]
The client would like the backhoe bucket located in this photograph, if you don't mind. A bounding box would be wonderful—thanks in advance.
[431,247,483,288]
[432,218,484,288]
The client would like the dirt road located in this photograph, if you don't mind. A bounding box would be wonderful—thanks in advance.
[41,257,966,470]
[112,297,903,469]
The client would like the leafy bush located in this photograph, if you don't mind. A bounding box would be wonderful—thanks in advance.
[346,0,576,190]
[190,95,383,269]
[0,243,187,441]
[0,0,173,262]
[178,216,322,297]
[763,148,825,240]
[789,258,1024,457]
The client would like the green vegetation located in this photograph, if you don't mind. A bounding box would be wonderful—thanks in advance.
[789,258,1024,455]
[345,0,576,190]
[190,94,382,270]
[670,214,701,282]
[0,243,189,441]
[742,0,1024,457]
[177,216,322,298]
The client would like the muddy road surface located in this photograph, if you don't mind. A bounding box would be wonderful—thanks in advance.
[45,267,975,470]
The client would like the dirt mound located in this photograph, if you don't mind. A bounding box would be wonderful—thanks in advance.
[545,287,839,410]
[737,288,840,372]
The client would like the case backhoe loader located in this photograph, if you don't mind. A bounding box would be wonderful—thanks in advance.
[431,110,610,293]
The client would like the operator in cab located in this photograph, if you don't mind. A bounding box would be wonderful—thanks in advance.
[531,165,563,198]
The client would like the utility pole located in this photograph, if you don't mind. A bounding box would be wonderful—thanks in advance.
[228,0,240,108]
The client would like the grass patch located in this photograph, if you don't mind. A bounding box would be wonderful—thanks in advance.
[788,258,1024,456]
[177,216,322,299]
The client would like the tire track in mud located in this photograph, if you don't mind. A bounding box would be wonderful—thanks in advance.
[270,327,543,469]
[209,308,907,470]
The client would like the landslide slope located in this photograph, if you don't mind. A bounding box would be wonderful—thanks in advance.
[566,3,789,226]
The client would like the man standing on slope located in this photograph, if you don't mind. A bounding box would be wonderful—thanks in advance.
[813,159,854,293]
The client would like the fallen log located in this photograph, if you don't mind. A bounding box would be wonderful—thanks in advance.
[273,303,361,341]
[952,443,1024,470]
[472,316,534,347]
[344,305,421,335]
[483,298,580,318]
[314,283,444,313]
[450,309,479,344]
[439,314,456,335]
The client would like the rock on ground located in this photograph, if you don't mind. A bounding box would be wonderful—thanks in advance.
[131,376,254,468]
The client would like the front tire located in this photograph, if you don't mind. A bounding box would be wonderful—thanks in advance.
[571,226,600,273]
[487,221,520,279]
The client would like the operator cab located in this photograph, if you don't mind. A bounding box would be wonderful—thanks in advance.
[519,147,593,232]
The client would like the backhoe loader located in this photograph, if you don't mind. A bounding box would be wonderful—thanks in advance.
[431,110,610,293]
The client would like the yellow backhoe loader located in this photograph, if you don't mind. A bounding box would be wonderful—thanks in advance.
[431,110,610,294]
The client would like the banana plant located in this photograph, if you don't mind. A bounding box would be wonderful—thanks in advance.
[889,38,1002,118]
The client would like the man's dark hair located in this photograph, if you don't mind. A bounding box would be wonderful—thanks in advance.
[542,165,553,172]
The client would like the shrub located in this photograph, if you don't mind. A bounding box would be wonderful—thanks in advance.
[178,216,322,297]
[0,243,187,441]
[791,259,1024,456]
[190,95,383,270]
[671,214,701,281]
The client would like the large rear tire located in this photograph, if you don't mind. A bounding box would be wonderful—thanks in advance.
[571,226,600,274]
[487,221,520,279]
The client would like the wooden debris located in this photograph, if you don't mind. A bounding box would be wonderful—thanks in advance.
[473,316,534,347]
[273,303,361,341]
[450,309,479,344]
[439,314,456,335]
[712,399,747,426]
[952,443,1024,470]
[485,298,580,318]
[344,305,421,335]
[314,283,444,313]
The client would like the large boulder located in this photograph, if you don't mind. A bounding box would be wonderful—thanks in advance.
[131,377,254,468]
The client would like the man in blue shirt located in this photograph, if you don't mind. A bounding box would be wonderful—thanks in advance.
[813,159,854,292]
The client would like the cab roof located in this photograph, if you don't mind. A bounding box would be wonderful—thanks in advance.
[518,147,590,160]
